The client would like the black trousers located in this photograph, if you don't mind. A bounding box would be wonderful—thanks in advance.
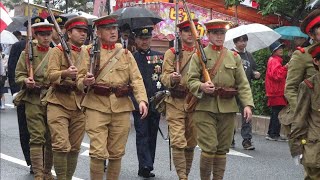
[267,105,285,138]
[16,104,31,166]
[133,109,160,171]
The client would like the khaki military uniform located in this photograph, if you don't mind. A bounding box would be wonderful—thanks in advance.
[15,45,53,179]
[46,44,88,180]
[187,44,254,179]
[289,73,320,179]
[284,45,317,134]
[82,43,148,179]
[161,47,197,179]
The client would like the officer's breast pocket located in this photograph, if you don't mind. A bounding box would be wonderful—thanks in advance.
[114,63,130,82]
[224,64,237,78]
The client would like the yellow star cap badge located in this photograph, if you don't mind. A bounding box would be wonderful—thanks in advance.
[56,17,62,23]
[142,28,148,34]
[35,18,41,23]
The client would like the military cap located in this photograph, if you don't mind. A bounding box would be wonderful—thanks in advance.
[64,17,88,31]
[204,19,232,31]
[269,41,285,53]
[301,9,320,34]
[177,19,199,29]
[133,26,153,38]
[31,22,54,32]
[23,16,45,27]
[93,15,118,28]
[47,15,68,27]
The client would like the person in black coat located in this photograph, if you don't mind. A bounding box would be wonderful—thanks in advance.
[131,26,164,178]
[7,16,45,174]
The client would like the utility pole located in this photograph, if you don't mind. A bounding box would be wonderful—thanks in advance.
[66,0,68,13]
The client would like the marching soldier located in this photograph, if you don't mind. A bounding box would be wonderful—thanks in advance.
[187,19,254,180]
[81,15,148,180]
[8,16,45,174]
[161,19,197,180]
[46,15,68,47]
[284,9,320,135]
[46,17,91,180]
[289,42,320,180]
[15,22,54,180]
[131,25,164,178]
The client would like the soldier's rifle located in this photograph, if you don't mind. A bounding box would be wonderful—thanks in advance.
[181,0,211,82]
[25,0,34,79]
[174,0,182,74]
[45,0,74,68]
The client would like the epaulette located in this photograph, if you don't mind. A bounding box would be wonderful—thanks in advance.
[233,51,238,57]
[304,79,314,89]
[169,47,175,54]
[296,47,305,53]
[56,45,63,51]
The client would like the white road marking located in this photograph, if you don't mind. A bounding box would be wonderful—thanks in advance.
[0,153,84,180]
[195,145,253,158]
[81,142,90,148]
[81,150,89,156]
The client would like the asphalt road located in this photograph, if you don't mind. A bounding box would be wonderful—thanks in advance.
[0,94,304,180]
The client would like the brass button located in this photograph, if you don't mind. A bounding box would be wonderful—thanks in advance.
[110,70,113,72]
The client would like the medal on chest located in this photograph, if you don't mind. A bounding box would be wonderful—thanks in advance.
[146,55,164,64]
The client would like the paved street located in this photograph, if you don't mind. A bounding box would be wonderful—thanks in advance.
[0,94,304,180]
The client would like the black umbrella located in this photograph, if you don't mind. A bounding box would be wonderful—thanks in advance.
[111,7,163,29]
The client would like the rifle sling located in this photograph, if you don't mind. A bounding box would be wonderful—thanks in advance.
[95,48,122,82]
[209,48,227,77]
[179,50,195,76]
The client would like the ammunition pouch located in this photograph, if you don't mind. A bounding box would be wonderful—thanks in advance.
[209,87,238,99]
[26,84,49,95]
[54,84,79,94]
[92,84,132,97]
[169,85,188,99]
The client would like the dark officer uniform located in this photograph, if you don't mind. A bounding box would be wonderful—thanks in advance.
[7,16,44,172]
[131,26,164,178]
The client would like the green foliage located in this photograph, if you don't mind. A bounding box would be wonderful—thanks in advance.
[225,0,312,25]
[251,49,271,115]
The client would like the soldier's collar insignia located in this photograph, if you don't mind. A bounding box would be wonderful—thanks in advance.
[183,45,195,52]
[37,45,49,52]
[142,28,148,34]
[102,43,115,50]
[71,44,81,52]
[211,44,223,51]
[35,18,41,23]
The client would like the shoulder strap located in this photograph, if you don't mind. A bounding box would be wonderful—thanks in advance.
[209,48,227,77]
[179,50,195,76]
[95,48,122,81]
[34,52,50,76]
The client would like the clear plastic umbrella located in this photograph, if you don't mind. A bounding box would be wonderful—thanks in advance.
[0,30,19,44]
[224,23,281,52]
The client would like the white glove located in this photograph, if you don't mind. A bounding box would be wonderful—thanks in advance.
[293,154,302,166]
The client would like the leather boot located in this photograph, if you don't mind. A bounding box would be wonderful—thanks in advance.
[212,154,227,180]
[30,145,44,179]
[200,152,214,180]
[43,143,54,180]
[53,151,68,180]
[185,148,194,176]
[66,152,79,180]
[172,148,187,180]
[106,159,121,180]
[90,157,105,180]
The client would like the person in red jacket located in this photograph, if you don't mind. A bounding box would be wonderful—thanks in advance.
[265,41,288,141]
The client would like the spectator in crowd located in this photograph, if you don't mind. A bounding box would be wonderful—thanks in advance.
[265,41,288,141]
[0,45,8,109]
[231,34,260,150]
[117,24,136,53]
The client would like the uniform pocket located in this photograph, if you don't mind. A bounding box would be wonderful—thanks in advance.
[224,64,237,70]
[302,140,320,168]
[115,64,129,71]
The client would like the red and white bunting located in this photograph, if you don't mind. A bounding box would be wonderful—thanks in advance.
[241,0,259,9]
[0,2,12,33]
